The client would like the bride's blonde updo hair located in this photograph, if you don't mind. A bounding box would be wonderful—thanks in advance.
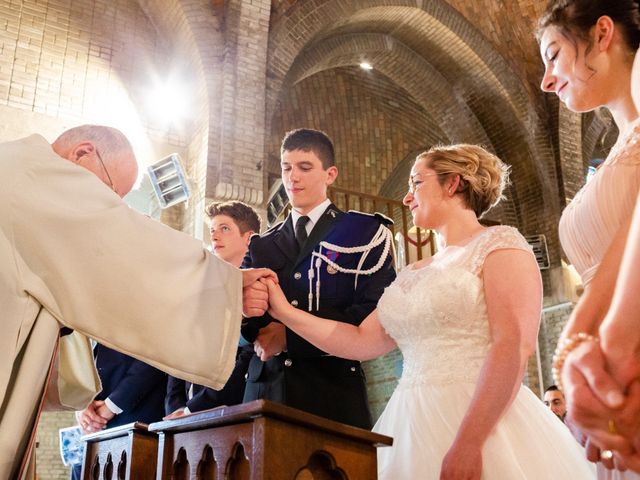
[417,144,510,218]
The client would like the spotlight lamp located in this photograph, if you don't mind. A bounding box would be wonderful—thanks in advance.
[147,153,191,208]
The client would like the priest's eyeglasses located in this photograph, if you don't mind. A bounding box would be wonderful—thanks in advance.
[95,148,117,194]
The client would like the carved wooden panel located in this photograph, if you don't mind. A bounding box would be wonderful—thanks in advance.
[150,400,392,480]
[81,422,157,480]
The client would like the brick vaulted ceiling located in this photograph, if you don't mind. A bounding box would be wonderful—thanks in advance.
[1,0,597,279]
[264,0,570,266]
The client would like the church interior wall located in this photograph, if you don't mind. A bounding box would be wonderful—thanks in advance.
[0,1,605,476]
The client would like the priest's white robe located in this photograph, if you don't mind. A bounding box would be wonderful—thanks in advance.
[0,135,243,478]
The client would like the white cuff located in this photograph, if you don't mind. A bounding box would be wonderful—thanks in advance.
[104,397,123,415]
[183,406,191,415]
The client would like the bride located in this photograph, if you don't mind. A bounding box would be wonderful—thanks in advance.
[264,143,595,479]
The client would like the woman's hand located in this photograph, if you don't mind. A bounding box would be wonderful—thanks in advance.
[600,316,640,390]
[265,278,294,321]
[440,440,482,480]
[562,341,635,454]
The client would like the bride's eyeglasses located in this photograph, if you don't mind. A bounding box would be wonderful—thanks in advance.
[407,172,444,194]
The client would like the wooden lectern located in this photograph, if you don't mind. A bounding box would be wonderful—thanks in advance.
[148,399,392,480]
[80,422,158,479]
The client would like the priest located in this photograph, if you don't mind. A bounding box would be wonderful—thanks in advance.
[0,125,272,478]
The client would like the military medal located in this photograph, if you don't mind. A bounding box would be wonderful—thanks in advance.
[326,250,339,274]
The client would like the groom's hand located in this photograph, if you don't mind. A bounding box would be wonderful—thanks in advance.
[242,268,277,317]
[254,322,286,361]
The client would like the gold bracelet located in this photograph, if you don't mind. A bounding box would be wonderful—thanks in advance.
[552,332,599,391]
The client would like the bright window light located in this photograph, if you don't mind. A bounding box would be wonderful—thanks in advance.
[359,62,373,71]
[145,78,188,127]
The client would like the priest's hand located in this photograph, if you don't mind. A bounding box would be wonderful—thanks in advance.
[242,268,277,317]
[242,268,277,288]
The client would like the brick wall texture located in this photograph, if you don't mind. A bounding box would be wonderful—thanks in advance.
[35,412,76,479]
[0,0,607,476]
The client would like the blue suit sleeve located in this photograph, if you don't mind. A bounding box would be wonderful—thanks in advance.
[106,359,167,413]
[164,375,188,415]
[185,346,252,412]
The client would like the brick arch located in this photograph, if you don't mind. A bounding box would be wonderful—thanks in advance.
[379,149,426,201]
[286,33,492,147]
[134,0,221,229]
[138,0,270,211]
[290,5,552,210]
[267,0,562,263]
[582,113,617,165]
[268,2,533,129]
[267,66,449,196]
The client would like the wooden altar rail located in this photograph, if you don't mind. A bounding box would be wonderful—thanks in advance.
[149,400,392,480]
[80,422,157,480]
[80,400,392,480]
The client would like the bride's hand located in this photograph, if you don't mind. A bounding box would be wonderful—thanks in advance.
[440,441,482,480]
[265,278,293,321]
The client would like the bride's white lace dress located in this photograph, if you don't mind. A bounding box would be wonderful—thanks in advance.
[374,226,595,479]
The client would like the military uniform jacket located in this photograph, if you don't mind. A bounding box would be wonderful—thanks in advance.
[241,204,396,429]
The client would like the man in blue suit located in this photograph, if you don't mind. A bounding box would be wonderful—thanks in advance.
[241,128,396,429]
[81,345,167,428]
[72,345,166,478]
[164,201,260,418]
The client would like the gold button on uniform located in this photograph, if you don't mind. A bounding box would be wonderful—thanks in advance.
[291,299,299,307]
[284,359,293,367]
[294,272,302,280]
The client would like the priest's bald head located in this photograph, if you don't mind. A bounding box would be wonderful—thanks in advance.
[51,125,138,198]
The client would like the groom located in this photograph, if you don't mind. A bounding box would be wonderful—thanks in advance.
[241,128,396,429]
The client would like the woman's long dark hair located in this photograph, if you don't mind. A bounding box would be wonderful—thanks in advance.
[537,0,640,53]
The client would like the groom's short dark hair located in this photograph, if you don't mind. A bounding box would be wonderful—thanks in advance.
[281,128,336,169]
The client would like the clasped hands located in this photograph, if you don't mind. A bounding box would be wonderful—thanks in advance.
[562,333,640,471]
[75,400,115,434]
[242,269,294,361]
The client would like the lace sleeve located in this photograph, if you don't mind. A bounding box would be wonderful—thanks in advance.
[469,226,534,276]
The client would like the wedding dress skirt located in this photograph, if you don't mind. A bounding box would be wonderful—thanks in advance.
[374,226,596,479]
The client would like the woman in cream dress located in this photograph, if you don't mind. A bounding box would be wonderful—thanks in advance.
[538,0,640,476]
